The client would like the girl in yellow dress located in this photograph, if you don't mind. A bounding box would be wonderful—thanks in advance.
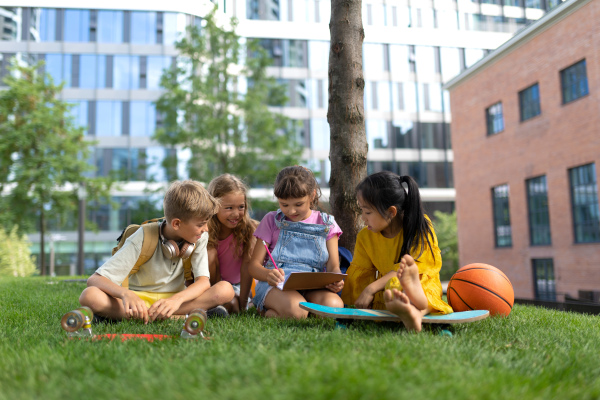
[341,171,452,332]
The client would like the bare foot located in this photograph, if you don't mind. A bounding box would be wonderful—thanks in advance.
[264,309,277,318]
[398,254,428,311]
[384,288,422,332]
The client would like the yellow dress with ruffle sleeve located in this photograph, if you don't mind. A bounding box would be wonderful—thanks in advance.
[341,220,453,315]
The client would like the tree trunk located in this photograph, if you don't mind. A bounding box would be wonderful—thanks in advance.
[39,207,45,276]
[328,0,368,254]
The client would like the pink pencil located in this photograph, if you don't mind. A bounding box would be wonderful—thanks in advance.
[262,240,279,269]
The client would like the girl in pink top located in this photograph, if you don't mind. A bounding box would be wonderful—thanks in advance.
[207,174,258,313]
[249,166,345,318]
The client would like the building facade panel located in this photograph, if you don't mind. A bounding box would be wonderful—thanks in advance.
[448,0,600,300]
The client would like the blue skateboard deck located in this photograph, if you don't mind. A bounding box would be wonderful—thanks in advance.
[299,302,489,324]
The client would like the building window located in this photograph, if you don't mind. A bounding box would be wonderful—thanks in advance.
[79,55,98,89]
[569,163,600,243]
[146,56,171,90]
[145,147,167,181]
[67,100,89,134]
[247,0,280,21]
[39,8,57,41]
[98,10,124,43]
[486,102,504,135]
[96,101,123,137]
[532,259,556,301]
[44,53,72,87]
[561,59,589,104]
[113,55,139,90]
[130,102,156,137]
[492,184,512,247]
[163,12,184,45]
[256,39,307,68]
[131,11,157,44]
[525,0,543,8]
[519,83,541,121]
[64,9,90,42]
[526,175,551,245]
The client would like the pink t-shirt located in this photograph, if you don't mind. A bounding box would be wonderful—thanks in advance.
[253,210,342,252]
[217,233,242,284]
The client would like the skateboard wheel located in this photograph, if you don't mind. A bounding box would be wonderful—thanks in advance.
[439,329,453,337]
[184,309,207,335]
[335,321,347,329]
[61,310,84,332]
[78,306,94,322]
[61,307,94,332]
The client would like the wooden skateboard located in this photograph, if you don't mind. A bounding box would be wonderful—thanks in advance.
[60,307,209,340]
[299,302,489,328]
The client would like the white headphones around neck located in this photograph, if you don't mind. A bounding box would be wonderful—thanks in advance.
[159,220,195,260]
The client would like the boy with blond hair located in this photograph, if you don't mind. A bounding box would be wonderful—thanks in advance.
[79,180,235,323]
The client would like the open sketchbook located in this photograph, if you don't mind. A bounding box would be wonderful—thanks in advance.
[277,272,347,291]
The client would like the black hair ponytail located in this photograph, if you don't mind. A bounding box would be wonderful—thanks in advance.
[398,175,434,264]
[356,172,435,264]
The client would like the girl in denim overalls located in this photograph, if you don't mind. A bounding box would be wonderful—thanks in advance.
[249,166,345,318]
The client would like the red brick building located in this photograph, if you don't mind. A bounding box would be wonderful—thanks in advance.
[445,0,600,302]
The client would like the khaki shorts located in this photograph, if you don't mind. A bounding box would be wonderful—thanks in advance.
[132,290,178,308]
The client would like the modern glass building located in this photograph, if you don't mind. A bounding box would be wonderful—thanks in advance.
[0,0,560,274]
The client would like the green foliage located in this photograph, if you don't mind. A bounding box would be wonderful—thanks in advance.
[155,8,302,185]
[0,226,37,277]
[127,197,165,224]
[0,61,113,272]
[433,210,459,280]
[1,277,600,400]
[248,198,279,221]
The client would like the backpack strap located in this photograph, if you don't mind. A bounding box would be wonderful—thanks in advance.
[121,221,161,288]
[182,242,199,285]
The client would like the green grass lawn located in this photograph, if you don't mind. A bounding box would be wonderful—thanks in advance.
[1,277,599,400]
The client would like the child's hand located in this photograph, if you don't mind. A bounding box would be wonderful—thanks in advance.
[239,298,248,312]
[355,286,375,309]
[120,290,149,324]
[326,280,344,293]
[148,297,184,322]
[267,268,285,287]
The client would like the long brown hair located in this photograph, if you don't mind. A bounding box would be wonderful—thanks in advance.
[207,174,257,259]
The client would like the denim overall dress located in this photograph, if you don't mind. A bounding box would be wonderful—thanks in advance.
[253,210,334,311]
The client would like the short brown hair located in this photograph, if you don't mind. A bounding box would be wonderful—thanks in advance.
[163,180,219,222]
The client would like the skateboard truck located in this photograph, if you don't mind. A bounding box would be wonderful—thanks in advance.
[61,306,94,337]
[181,308,210,340]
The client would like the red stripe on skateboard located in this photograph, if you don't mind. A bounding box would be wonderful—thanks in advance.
[94,334,173,342]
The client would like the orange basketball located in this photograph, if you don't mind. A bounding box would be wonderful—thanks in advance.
[447,263,514,316]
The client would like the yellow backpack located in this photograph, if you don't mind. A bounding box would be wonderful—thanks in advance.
[112,218,195,288]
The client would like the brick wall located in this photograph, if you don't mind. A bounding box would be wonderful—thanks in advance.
[449,0,600,300]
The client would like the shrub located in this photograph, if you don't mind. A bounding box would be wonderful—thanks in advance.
[0,226,37,277]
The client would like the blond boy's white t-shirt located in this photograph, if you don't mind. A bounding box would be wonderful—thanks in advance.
[95,227,210,293]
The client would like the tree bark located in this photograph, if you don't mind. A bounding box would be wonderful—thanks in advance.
[328,0,368,254]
